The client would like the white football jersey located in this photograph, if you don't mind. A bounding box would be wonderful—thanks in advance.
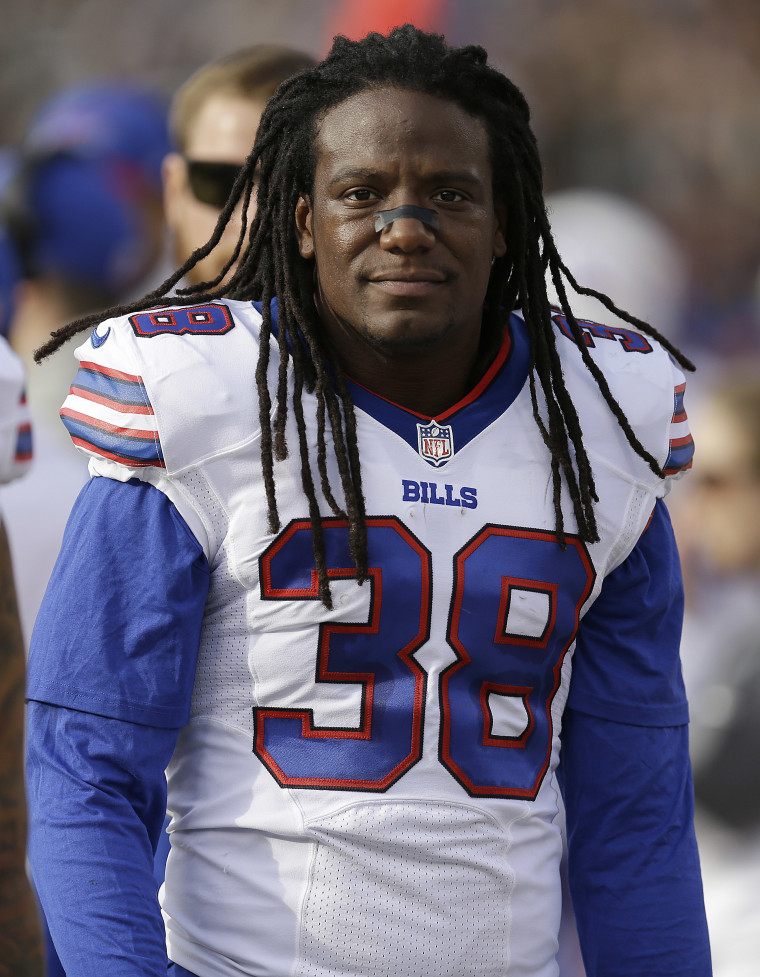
[61,299,691,977]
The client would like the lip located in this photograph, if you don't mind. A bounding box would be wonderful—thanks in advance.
[369,270,447,283]
[367,269,447,297]
[369,280,444,297]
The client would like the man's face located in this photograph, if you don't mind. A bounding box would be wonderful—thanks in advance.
[163,93,263,286]
[295,87,506,366]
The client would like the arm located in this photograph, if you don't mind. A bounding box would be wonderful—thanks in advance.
[27,703,179,976]
[25,477,210,976]
[0,520,44,977]
[560,714,709,977]
[559,500,711,977]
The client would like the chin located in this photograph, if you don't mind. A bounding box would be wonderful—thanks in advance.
[360,313,457,351]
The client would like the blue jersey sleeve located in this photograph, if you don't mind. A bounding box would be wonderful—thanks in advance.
[559,714,710,976]
[27,702,178,977]
[559,499,710,975]
[27,476,210,726]
[567,498,689,726]
[25,476,210,976]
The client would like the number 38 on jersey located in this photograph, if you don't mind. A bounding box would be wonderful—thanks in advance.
[254,516,595,800]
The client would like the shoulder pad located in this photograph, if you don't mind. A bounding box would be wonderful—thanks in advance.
[60,299,268,474]
[551,313,694,484]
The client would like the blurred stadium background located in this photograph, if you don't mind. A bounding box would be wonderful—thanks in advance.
[2,0,760,360]
[3,3,759,976]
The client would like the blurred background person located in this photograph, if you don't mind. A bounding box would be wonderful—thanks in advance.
[0,270,41,974]
[670,369,760,977]
[8,81,171,373]
[545,188,688,347]
[0,82,172,976]
[0,516,44,977]
[0,80,171,645]
[162,44,315,286]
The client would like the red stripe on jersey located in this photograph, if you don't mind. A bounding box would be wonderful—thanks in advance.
[69,385,154,415]
[78,360,144,384]
[69,436,165,469]
[60,407,158,442]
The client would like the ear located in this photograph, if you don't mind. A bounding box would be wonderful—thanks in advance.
[492,199,507,260]
[295,194,314,259]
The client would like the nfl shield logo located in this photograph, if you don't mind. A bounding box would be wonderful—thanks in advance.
[417,421,454,467]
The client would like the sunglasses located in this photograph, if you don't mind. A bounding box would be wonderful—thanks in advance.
[186,160,243,208]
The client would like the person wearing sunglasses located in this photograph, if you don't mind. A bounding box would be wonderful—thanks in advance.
[162,44,315,288]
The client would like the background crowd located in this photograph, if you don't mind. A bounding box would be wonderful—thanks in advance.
[1,1,758,975]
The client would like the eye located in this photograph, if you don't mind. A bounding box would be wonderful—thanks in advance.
[344,188,378,203]
[435,189,466,204]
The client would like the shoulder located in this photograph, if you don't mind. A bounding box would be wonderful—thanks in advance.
[60,298,271,476]
[549,311,693,486]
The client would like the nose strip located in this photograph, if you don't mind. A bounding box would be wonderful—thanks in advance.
[374,205,440,233]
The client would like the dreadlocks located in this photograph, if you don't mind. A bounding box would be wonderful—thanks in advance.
[36,25,694,608]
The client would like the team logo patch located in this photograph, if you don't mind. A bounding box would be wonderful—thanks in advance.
[417,421,454,467]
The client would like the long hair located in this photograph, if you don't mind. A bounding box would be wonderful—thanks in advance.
[36,26,693,607]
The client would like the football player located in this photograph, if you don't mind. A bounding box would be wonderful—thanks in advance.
[27,26,710,977]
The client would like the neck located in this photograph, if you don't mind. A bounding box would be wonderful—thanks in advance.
[335,323,501,418]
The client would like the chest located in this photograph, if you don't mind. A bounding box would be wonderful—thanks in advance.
[196,398,644,801]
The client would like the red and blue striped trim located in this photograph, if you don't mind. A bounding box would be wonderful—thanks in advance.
[672,382,688,424]
[14,421,32,463]
[61,408,164,468]
[664,383,694,476]
[61,362,164,468]
[68,361,155,414]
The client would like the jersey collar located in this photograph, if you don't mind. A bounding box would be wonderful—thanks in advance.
[345,313,531,463]
[252,300,532,466]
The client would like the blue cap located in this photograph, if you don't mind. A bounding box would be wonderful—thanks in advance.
[26,81,171,191]
[0,225,22,338]
[28,154,150,295]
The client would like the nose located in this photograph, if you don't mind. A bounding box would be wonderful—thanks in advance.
[377,211,436,253]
